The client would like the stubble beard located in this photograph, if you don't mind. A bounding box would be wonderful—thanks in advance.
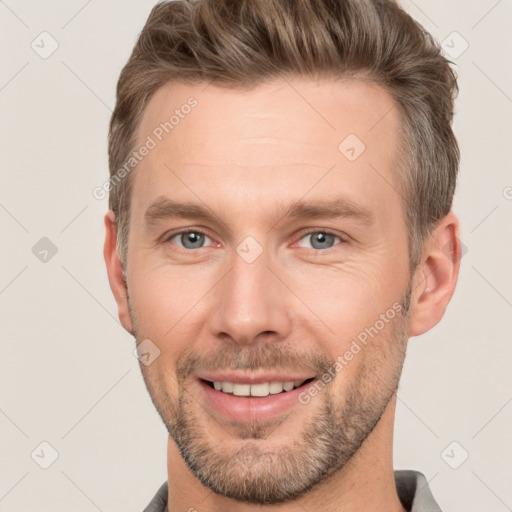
[129,285,411,504]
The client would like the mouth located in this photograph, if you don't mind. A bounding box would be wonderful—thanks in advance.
[197,376,318,423]
[201,378,316,398]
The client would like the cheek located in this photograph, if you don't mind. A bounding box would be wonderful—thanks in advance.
[129,264,218,366]
[131,262,236,393]
[284,261,405,345]
[320,312,406,405]
[280,260,408,397]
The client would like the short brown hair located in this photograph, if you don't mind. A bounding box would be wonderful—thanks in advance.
[108,0,459,274]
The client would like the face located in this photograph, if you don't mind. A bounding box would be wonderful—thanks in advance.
[123,78,413,503]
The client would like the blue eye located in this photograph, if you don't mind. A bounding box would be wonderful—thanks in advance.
[165,229,342,252]
[297,231,341,250]
[170,231,212,249]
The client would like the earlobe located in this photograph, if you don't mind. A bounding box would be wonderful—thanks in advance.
[408,212,461,338]
[103,211,134,335]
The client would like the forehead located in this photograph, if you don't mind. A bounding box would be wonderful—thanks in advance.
[137,76,399,161]
[132,77,402,224]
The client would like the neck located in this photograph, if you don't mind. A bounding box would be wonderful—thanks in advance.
[166,395,405,512]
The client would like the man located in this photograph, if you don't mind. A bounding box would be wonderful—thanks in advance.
[103,0,461,510]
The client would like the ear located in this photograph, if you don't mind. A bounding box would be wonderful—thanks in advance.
[103,211,133,334]
[408,211,461,338]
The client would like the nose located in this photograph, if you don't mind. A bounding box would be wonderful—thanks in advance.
[207,247,292,346]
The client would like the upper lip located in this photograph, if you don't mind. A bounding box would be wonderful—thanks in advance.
[197,372,316,385]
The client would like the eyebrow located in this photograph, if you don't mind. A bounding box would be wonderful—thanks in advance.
[143,196,375,230]
[275,198,375,227]
[143,198,231,231]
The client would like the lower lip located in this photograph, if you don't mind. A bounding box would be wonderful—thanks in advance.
[197,379,316,423]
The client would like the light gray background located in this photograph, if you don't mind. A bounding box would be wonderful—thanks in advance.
[1,1,511,511]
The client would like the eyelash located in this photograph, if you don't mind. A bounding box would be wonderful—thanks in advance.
[163,228,345,251]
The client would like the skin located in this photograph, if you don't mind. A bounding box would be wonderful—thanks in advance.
[104,77,461,512]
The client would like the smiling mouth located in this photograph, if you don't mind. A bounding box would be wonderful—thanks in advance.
[201,378,316,398]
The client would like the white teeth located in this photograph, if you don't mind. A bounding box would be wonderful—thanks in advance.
[269,382,284,394]
[250,383,270,397]
[283,381,294,391]
[211,379,307,397]
[222,381,234,393]
[232,383,251,396]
